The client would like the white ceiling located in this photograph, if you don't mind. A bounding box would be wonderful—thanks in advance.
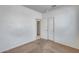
[23,5,56,13]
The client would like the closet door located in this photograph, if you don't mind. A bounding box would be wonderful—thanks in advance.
[47,16,54,40]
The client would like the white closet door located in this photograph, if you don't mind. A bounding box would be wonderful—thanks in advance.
[47,16,54,40]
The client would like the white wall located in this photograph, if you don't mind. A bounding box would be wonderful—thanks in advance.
[0,5,42,52]
[41,6,79,49]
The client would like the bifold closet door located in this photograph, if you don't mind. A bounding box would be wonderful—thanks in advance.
[47,16,54,40]
[41,15,54,40]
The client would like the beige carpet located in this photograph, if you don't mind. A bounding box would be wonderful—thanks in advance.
[3,39,79,53]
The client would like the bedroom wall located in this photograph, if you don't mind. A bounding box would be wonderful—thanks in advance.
[0,5,42,52]
[41,6,79,49]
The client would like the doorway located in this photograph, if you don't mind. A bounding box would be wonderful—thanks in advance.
[36,20,41,39]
